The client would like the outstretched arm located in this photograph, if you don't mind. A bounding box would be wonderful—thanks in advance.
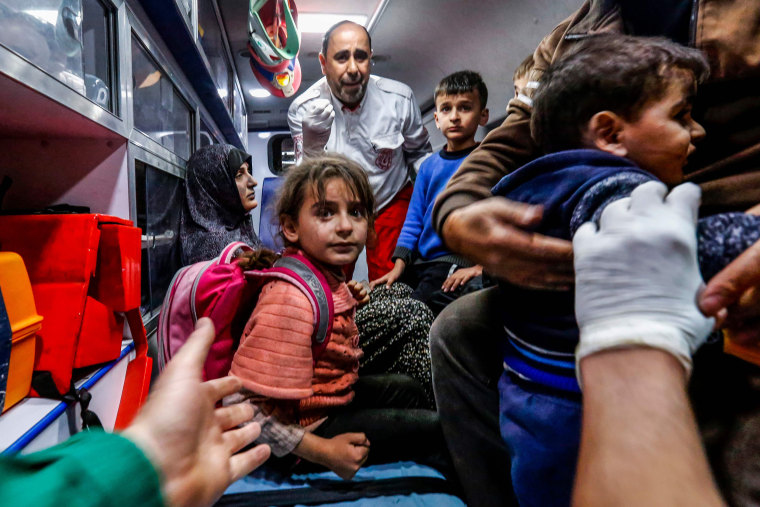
[0,319,269,507]
[125,318,271,507]
[575,349,723,506]
[572,182,723,506]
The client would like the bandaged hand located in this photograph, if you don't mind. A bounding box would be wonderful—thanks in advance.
[573,181,715,379]
[302,98,334,157]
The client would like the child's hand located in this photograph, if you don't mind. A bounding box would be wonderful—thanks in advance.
[322,432,370,480]
[347,280,370,307]
[370,259,406,289]
[442,265,483,292]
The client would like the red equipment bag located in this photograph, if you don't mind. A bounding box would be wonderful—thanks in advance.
[0,214,151,416]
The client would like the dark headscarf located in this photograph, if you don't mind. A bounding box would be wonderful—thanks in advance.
[180,144,261,265]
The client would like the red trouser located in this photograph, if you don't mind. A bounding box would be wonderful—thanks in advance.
[366,184,413,282]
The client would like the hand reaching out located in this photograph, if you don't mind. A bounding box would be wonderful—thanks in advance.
[573,182,715,377]
[123,318,271,507]
[700,238,760,345]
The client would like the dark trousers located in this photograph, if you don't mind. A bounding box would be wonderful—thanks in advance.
[432,287,760,507]
[292,374,452,476]
[430,287,517,506]
[499,372,581,507]
[403,261,484,316]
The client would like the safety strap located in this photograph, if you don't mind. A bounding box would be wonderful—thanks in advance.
[215,476,458,506]
[31,373,103,430]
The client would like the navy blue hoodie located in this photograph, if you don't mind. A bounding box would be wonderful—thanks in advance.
[492,149,760,392]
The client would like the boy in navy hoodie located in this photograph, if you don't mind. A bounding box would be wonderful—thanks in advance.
[491,34,760,507]
[371,71,489,315]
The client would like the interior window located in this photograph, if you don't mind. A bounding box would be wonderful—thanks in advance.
[135,160,183,316]
[268,134,295,176]
[131,33,193,159]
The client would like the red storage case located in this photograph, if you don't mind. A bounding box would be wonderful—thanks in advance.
[0,214,146,398]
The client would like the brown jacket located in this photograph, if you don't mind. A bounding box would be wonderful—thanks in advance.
[433,0,760,233]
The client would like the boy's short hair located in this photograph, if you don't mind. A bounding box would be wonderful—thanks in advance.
[531,34,709,153]
[513,54,533,84]
[434,70,488,109]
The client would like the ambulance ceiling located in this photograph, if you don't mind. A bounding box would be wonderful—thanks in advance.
[218,0,580,132]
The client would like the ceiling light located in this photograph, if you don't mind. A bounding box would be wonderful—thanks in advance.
[249,88,271,98]
[298,14,368,33]
[258,132,271,139]
[26,9,61,25]
[218,88,228,99]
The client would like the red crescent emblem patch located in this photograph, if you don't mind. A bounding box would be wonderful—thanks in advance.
[375,148,393,171]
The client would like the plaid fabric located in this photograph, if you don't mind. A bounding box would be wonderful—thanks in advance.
[224,390,306,458]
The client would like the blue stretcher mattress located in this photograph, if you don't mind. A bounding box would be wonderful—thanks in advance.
[217,461,464,506]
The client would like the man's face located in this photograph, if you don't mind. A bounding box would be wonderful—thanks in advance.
[319,24,372,107]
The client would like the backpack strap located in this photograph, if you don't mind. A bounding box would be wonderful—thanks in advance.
[246,254,334,361]
[275,254,334,356]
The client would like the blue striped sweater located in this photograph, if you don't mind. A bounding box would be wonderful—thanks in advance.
[492,149,760,393]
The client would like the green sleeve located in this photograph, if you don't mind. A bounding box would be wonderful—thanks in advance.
[0,429,164,507]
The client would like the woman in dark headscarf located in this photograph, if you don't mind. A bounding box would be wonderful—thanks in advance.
[180,144,262,265]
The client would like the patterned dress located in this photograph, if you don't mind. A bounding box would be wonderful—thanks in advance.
[356,283,435,408]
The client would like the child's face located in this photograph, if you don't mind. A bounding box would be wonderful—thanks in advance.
[282,177,368,268]
[617,77,705,185]
[434,91,488,146]
[513,74,529,98]
[235,162,258,212]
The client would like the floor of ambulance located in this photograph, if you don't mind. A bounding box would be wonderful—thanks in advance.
[216,461,464,506]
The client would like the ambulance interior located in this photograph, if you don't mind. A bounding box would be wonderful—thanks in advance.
[0,0,580,502]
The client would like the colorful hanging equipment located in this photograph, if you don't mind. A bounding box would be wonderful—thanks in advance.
[249,55,302,98]
[247,0,300,71]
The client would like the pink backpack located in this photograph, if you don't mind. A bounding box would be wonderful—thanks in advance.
[157,241,334,380]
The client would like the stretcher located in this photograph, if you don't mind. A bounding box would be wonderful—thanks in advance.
[217,461,464,506]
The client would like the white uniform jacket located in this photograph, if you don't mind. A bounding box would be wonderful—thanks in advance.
[288,75,432,211]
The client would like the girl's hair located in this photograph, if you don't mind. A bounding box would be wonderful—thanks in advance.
[235,247,279,270]
[276,153,375,247]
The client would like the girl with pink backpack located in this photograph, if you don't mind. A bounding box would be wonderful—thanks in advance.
[225,154,446,480]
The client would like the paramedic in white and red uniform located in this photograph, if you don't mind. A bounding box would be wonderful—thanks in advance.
[288,20,432,280]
